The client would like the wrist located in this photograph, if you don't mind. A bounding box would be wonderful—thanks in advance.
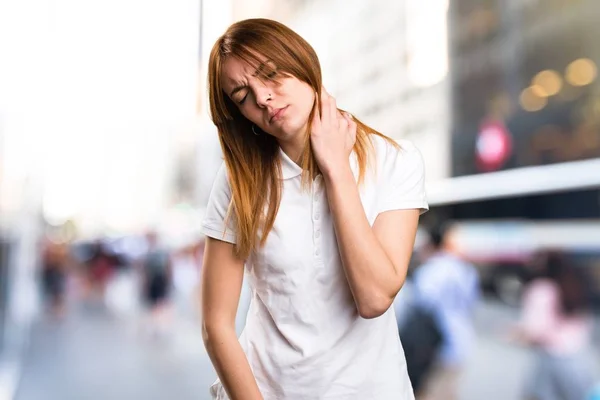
[321,161,354,183]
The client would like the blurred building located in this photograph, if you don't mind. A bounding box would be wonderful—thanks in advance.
[1,1,203,397]
[0,2,44,391]
[424,0,600,304]
[427,0,600,220]
[0,114,43,399]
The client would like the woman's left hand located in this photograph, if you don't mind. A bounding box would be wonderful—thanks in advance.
[310,87,357,177]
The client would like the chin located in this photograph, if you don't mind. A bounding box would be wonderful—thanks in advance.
[272,120,307,141]
[271,128,297,142]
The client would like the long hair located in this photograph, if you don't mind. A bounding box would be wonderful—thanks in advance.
[208,18,397,259]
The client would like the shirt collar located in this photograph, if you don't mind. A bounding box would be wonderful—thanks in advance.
[277,148,359,180]
[278,147,303,180]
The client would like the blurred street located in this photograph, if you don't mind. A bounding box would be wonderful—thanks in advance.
[13,295,600,400]
[15,301,216,400]
[2,1,600,399]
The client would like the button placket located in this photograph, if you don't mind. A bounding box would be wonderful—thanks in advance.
[312,177,323,260]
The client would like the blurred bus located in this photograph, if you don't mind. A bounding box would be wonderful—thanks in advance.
[445,220,600,307]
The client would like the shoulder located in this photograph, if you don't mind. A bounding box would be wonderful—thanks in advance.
[214,161,230,183]
[370,135,422,167]
[210,162,232,195]
[369,135,425,179]
[205,162,233,215]
[203,161,237,243]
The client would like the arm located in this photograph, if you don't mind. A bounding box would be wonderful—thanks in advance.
[311,88,422,319]
[201,237,263,400]
[324,168,420,318]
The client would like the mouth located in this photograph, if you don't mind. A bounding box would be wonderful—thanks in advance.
[269,106,288,123]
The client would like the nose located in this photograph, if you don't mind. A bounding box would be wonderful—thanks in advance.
[255,87,272,107]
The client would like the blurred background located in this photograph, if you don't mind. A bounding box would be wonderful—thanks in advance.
[0,0,599,399]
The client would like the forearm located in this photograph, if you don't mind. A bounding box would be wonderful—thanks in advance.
[203,326,263,400]
[323,167,404,318]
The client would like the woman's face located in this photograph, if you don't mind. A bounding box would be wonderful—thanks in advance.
[220,56,316,143]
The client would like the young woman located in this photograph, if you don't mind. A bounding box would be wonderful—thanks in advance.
[201,18,428,400]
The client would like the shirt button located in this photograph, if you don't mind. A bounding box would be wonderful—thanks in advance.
[315,249,320,256]
[314,213,320,220]
[315,231,321,238]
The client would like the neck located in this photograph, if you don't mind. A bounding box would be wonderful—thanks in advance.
[277,130,306,166]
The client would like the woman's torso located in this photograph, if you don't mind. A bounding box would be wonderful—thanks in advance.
[208,137,426,399]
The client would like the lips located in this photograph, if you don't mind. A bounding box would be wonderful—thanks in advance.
[269,106,288,123]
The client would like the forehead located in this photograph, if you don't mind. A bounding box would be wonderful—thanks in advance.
[220,55,265,91]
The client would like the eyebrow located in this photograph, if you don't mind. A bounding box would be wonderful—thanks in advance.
[228,60,271,98]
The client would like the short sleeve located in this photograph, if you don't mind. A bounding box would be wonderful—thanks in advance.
[377,140,428,215]
[202,163,237,244]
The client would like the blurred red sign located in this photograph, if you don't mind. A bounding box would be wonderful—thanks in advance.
[475,120,512,171]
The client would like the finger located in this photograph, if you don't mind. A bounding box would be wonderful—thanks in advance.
[329,95,338,130]
[338,111,348,130]
[320,87,329,123]
[342,111,353,125]
[322,88,337,127]
[344,112,357,137]
[350,121,357,142]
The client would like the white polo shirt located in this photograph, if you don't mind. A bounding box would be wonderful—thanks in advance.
[203,136,428,400]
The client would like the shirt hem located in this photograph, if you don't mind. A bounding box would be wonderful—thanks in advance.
[202,224,236,244]
[378,200,429,215]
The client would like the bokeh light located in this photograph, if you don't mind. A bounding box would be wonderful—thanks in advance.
[566,58,597,87]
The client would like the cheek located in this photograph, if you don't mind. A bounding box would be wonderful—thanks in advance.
[301,89,316,121]
[289,84,315,118]
[240,105,262,125]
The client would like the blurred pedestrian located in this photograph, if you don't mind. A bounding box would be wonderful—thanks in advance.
[404,223,480,400]
[40,235,69,318]
[201,18,428,400]
[511,250,596,400]
[87,239,118,303]
[140,231,173,339]
[171,239,201,318]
